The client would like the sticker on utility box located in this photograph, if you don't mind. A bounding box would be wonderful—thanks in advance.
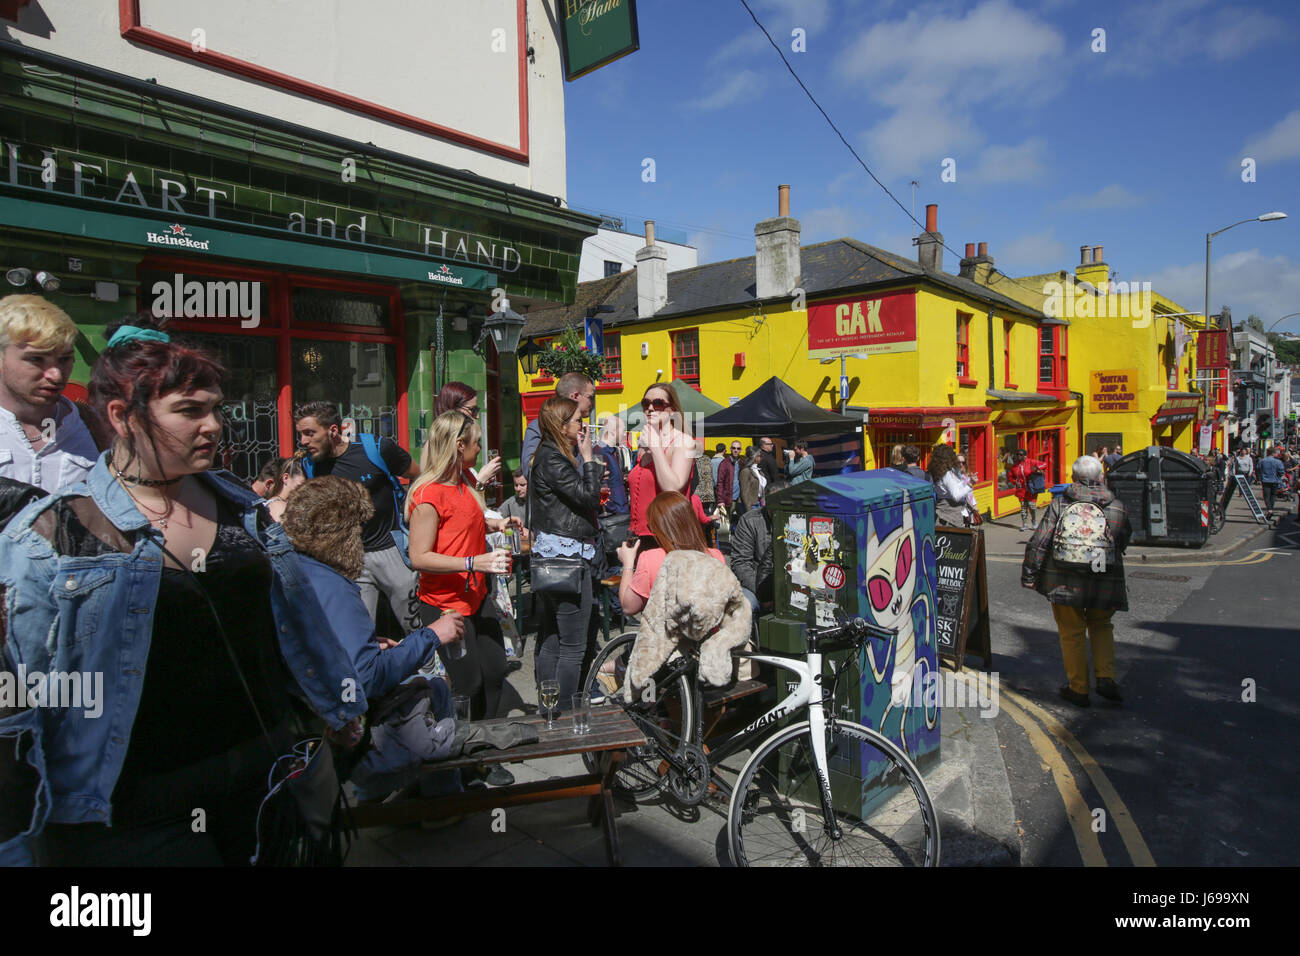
[822,563,846,590]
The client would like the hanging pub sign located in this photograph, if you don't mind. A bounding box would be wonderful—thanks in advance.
[560,0,640,81]
[807,288,918,359]
[1197,330,1229,369]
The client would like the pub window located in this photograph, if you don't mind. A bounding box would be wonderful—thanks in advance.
[604,260,623,277]
[533,336,554,383]
[956,312,971,380]
[602,332,622,385]
[672,328,700,385]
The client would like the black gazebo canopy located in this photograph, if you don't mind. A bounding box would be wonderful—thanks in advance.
[700,376,860,439]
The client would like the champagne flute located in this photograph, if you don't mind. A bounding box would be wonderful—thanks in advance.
[540,680,560,731]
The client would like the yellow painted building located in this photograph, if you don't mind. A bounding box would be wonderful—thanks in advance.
[517,202,1213,519]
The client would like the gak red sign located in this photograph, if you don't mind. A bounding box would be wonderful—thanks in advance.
[807,288,917,359]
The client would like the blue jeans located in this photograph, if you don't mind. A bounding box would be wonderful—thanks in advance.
[535,564,593,711]
[741,587,760,614]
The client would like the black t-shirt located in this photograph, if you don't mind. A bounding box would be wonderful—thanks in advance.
[313,438,412,552]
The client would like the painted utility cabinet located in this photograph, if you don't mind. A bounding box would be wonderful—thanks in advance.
[760,469,941,803]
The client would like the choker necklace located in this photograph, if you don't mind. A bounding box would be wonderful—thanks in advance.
[110,464,184,487]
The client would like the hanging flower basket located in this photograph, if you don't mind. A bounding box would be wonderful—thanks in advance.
[538,325,603,383]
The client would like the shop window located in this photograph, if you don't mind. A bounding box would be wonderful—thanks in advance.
[957,426,987,482]
[1038,326,1067,388]
[673,328,700,385]
[602,332,622,385]
[956,312,971,380]
[996,428,1061,491]
[1003,320,1015,387]
[604,260,622,277]
[876,430,930,470]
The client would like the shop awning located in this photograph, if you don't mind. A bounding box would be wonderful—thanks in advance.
[1150,395,1201,426]
[0,194,497,290]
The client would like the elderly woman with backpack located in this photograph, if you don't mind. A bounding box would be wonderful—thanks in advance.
[1021,455,1132,708]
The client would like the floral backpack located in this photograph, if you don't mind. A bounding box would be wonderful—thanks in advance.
[1052,500,1114,571]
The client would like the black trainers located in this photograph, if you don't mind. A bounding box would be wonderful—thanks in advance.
[486,765,515,787]
[1095,678,1123,702]
[1058,686,1090,707]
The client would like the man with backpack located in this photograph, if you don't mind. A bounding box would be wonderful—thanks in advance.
[1022,455,1132,708]
[295,400,422,630]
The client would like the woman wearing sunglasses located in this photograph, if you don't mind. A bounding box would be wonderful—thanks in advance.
[628,385,707,552]
[430,380,502,495]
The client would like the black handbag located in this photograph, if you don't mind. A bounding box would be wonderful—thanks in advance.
[526,470,591,595]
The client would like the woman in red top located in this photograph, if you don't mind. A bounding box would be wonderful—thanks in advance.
[617,491,726,615]
[1008,448,1049,532]
[628,384,713,551]
[407,411,523,734]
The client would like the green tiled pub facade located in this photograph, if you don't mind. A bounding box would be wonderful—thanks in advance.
[0,49,597,484]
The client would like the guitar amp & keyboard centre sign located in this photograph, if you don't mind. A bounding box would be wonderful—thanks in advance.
[806,288,918,360]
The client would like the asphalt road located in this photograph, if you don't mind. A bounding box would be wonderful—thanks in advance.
[986,510,1300,866]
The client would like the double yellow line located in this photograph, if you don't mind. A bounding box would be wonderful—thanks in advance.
[997,684,1156,867]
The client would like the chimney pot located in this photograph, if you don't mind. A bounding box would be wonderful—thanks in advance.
[778,184,790,218]
[964,243,975,258]
[925,203,938,232]
[645,220,655,246]
[977,241,988,258]
[1092,244,1103,262]
[1080,245,1092,264]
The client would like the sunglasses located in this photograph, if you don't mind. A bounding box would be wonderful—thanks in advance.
[640,397,671,412]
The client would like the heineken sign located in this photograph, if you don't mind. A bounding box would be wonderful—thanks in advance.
[560,0,640,81]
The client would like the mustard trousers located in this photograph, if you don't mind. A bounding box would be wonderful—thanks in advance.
[1051,604,1116,695]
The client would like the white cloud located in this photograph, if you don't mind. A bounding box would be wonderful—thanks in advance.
[835,1,1064,179]
[1053,184,1147,211]
[1241,110,1300,166]
[752,0,833,33]
[799,205,860,242]
[709,30,769,66]
[998,231,1066,272]
[861,100,983,181]
[1096,0,1285,75]
[1146,249,1300,322]
[687,69,764,111]
[969,138,1049,184]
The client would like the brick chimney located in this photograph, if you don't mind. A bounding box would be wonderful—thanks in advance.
[755,184,801,299]
[636,219,668,318]
[959,240,995,283]
[915,204,943,273]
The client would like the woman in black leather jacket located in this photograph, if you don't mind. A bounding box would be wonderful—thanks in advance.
[528,396,604,708]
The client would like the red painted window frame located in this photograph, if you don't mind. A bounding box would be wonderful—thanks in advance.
[140,254,408,456]
[601,331,622,386]
[118,0,529,162]
[672,328,700,386]
[1038,325,1068,392]
[956,311,972,382]
[1003,319,1016,388]
[529,336,555,385]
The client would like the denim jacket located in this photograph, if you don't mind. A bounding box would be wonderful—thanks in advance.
[0,456,368,865]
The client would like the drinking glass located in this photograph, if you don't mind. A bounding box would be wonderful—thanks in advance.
[571,693,591,735]
[452,694,471,733]
[540,680,560,731]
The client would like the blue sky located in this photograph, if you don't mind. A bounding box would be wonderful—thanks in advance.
[562,0,1300,329]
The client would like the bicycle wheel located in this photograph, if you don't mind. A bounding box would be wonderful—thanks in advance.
[728,719,939,867]
[581,632,700,801]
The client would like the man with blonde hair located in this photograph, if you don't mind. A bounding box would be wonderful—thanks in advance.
[0,294,99,491]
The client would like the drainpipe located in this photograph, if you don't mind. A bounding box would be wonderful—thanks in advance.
[987,308,996,386]
[1070,390,1085,461]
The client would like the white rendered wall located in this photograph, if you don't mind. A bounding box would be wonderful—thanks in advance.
[579,228,698,282]
[8,0,568,199]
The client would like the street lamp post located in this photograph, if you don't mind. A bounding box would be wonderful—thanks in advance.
[1267,311,1300,334]
[1204,212,1287,431]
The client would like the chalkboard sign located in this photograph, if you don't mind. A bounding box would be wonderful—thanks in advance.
[1235,475,1267,525]
[933,526,991,671]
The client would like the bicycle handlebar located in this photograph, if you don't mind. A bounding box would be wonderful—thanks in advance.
[807,616,896,648]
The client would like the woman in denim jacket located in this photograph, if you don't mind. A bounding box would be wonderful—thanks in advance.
[0,321,366,866]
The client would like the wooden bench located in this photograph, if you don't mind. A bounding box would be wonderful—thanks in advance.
[698,678,768,743]
[352,707,646,865]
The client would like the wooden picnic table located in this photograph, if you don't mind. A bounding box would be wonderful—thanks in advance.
[351,706,647,866]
